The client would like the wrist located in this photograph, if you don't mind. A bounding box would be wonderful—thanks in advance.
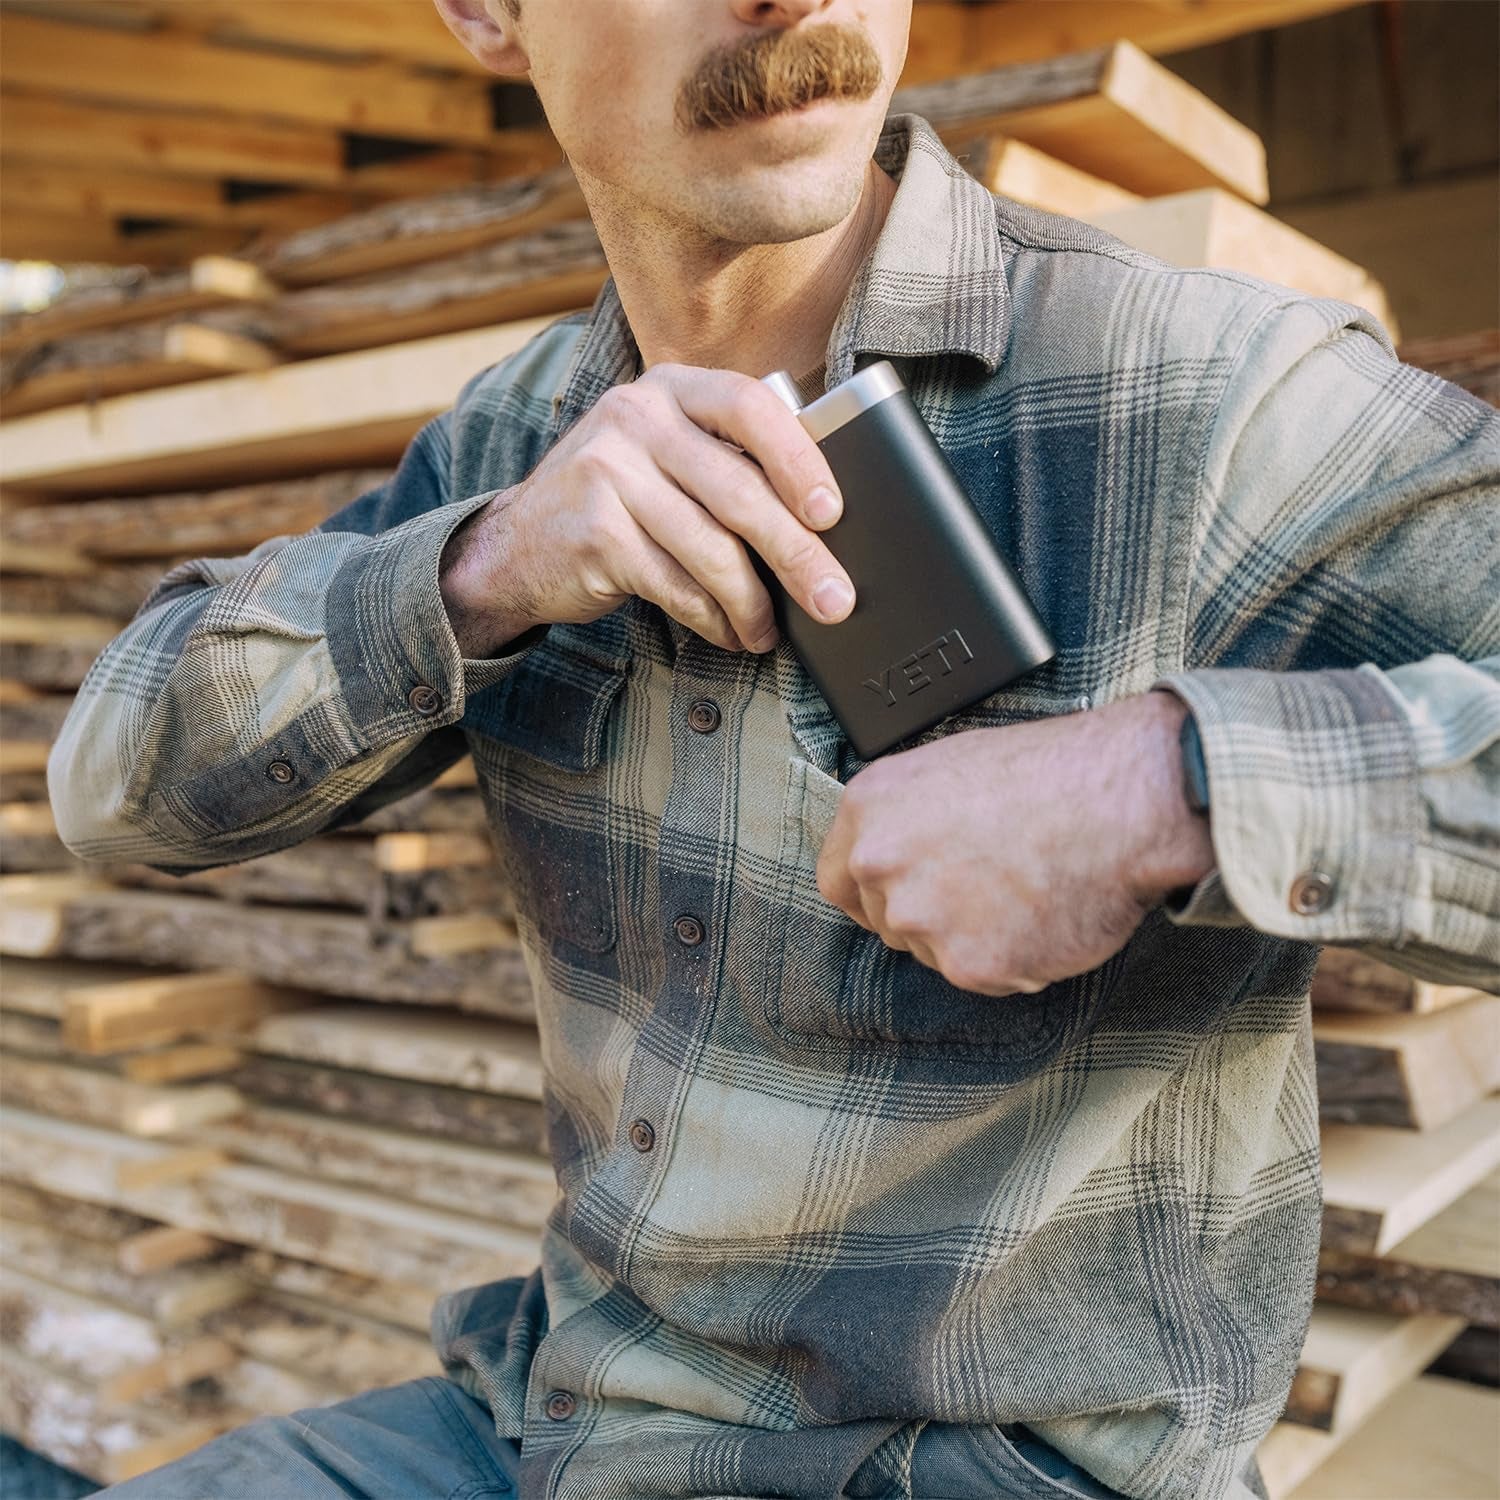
[1123,690,1216,901]
[439,489,539,658]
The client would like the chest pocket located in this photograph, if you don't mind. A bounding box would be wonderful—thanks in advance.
[763,686,1117,1076]
[463,626,630,954]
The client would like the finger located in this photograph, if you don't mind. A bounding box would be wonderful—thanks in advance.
[815,811,873,929]
[654,416,855,628]
[622,459,782,653]
[619,525,746,653]
[652,364,846,539]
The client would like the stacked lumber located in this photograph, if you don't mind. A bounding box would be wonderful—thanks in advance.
[1,21,1494,1494]
[1255,952,1500,1498]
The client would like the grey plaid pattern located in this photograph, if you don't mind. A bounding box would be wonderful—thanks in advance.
[49,113,1499,1500]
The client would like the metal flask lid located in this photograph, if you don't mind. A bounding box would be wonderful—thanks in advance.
[759,359,905,441]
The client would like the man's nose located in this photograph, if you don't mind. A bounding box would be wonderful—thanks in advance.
[730,0,835,26]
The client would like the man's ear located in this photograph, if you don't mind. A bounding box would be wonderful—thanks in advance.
[431,0,531,76]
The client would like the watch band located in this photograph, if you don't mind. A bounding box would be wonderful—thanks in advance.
[1179,709,1211,817]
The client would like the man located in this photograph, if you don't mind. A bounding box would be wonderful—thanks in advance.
[54,1,1498,1498]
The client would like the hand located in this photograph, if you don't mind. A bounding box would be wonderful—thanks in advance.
[438,363,857,658]
[815,691,1216,996]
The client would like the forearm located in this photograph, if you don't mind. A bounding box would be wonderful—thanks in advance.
[49,491,546,872]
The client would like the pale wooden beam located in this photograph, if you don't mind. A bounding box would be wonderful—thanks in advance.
[0,14,499,147]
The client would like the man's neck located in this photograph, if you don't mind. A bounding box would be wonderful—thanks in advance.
[583,157,898,384]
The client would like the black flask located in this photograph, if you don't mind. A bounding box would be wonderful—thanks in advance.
[753,358,1055,760]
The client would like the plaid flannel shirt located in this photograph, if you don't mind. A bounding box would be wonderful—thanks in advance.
[49,113,1500,1500]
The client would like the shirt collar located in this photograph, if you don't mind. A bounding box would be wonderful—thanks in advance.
[549,110,1010,436]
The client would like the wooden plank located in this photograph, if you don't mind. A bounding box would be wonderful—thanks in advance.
[902,1,1367,84]
[0,160,369,236]
[0,468,385,560]
[261,241,607,358]
[0,955,192,1020]
[0,881,538,1017]
[0,14,500,147]
[0,210,249,269]
[1400,329,1500,409]
[1082,187,1397,339]
[0,1197,251,1326]
[1314,993,1500,1129]
[0,318,561,497]
[957,131,1141,218]
[255,164,587,287]
[0,91,346,188]
[206,1287,440,1394]
[0,563,171,619]
[223,1055,546,1155]
[1282,1304,1465,1431]
[0,1104,544,1288]
[1268,1376,1500,1500]
[55,966,316,1055]
[0,1344,233,1485]
[891,39,1268,203]
[247,1000,542,1097]
[237,1249,438,1336]
[117,1146,232,1192]
[192,1102,556,1227]
[2,322,282,418]
[1321,1097,1500,1256]
[118,1224,225,1275]
[1312,946,1489,1015]
[1317,1170,1500,1328]
[1,255,277,354]
[0,1049,245,1136]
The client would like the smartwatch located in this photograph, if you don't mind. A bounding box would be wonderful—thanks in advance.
[1179,709,1210,818]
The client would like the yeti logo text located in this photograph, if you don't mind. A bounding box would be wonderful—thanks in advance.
[862,627,975,707]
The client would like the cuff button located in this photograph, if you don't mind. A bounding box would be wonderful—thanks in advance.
[1289,869,1335,916]
[266,760,296,784]
[408,684,443,716]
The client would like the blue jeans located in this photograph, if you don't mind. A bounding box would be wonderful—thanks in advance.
[90,1375,519,1500]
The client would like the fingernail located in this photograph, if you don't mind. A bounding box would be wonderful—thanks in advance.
[813,576,854,621]
[807,486,841,528]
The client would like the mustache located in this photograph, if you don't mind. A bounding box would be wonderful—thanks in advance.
[676,23,884,133]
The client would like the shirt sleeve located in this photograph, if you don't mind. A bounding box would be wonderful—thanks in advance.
[1150,294,1500,992]
[47,412,551,874]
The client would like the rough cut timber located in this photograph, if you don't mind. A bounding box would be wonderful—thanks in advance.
[1,322,281,419]
[1082,188,1397,338]
[1398,329,1500,408]
[0,878,538,1018]
[245,1000,545,1099]
[890,40,1269,203]
[1313,993,1500,1129]
[238,1248,440,1337]
[1311,946,1491,1013]
[220,1055,546,1155]
[0,256,277,355]
[253,225,607,357]
[0,637,105,689]
[1320,1097,1500,1256]
[0,318,563,497]
[254,163,589,286]
[955,131,1141,218]
[1316,1169,1500,1328]
[0,562,179,620]
[0,1344,234,1486]
[0,468,388,560]
[0,1049,245,1137]
[0,1104,544,1289]
[0,956,196,1020]
[0,91,348,190]
[189,1101,556,1227]
[0,13,501,148]
[1281,1303,1466,1432]
[1259,1375,1499,1500]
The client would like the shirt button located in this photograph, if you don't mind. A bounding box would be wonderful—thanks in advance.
[408,684,443,716]
[628,1117,656,1152]
[544,1389,576,1421]
[687,699,721,733]
[266,760,296,784]
[1289,869,1335,915]
[673,914,704,946]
